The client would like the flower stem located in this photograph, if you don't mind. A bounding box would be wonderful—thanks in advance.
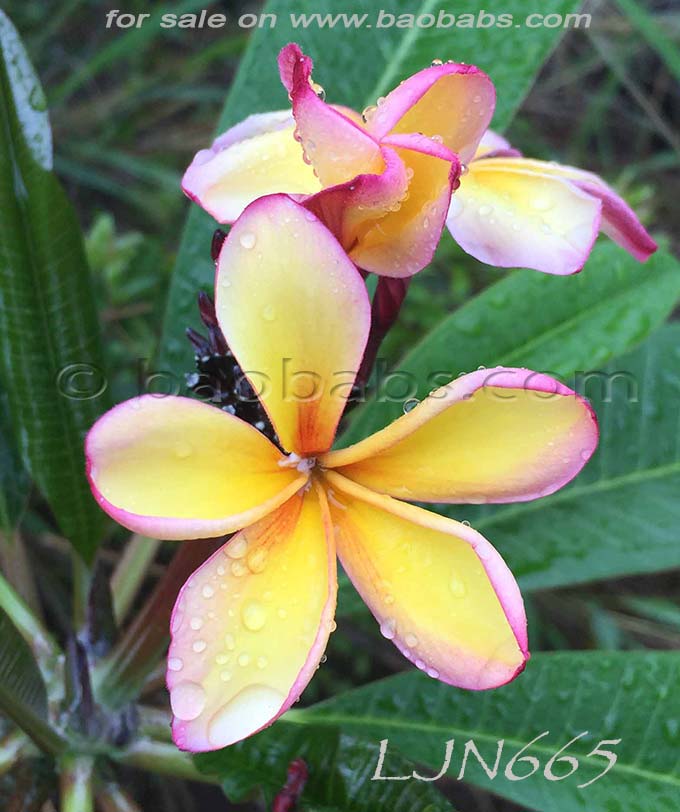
[72,551,92,631]
[0,530,43,621]
[93,539,221,709]
[59,754,95,812]
[355,276,411,391]
[0,731,30,775]
[111,535,162,624]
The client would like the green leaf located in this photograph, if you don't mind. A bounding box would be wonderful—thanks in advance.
[297,651,680,812]
[0,384,30,532]
[197,723,455,811]
[448,323,680,589]
[0,11,111,561]
[0,607,65,753]
[343,243,680,445]
[159,0,580,378]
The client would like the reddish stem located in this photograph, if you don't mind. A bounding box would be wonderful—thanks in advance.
[272,759,308,812]
[355,276,411,390]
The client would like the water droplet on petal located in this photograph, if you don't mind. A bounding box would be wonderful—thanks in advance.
[241,600,267,632]
[238,653,251,667]
[226,538,248,559]
[380,618,397,640]
[246,548,268,574]
[220,670,232,682]
[431,58,444,66]
[168,657,183,672]
[405,633,419,648]
[239,231,257,249]
[202,585,214,599]
[403,398,420,414]
[192,640,207,653]
[207,685,285,748]
[257,656,268,670]
[170,681,206,721]
[231,561,247,577]
[190,617,203,630]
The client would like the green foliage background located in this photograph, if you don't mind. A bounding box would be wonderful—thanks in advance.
[0,1,679,810]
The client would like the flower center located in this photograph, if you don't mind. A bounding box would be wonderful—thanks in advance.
[278,452,317,474]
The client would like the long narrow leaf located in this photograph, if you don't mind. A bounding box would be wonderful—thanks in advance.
[0,11,111,561]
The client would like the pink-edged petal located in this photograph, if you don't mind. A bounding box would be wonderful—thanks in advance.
[182,110,320,224]
[326,472,527,689]
[322,368,598,504]
[168,487,337,751]
[473,128,522,159]
[346,133,460,277]
[85,395,306,540]
[364,61,495,163]
[570,178,657,261]
[278,43,384,186]
[215,194,370,456]
[448,158,602,275]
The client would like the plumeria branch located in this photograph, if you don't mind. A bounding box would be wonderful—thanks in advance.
[114,738,219,784]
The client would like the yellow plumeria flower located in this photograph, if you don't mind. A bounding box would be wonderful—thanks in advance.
[183,43,655,279]
[86,196,597,752]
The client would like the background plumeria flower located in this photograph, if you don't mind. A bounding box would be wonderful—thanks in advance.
[183,42,496,277]
[85,195,598,752]
[446,130,657,275]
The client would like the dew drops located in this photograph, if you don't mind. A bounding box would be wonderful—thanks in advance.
[238,653,251,667]
[168,657,184,672]
[361,105,377,123]
[202,585,215,599]
[277,608,288,619]
[380,618,397,640]
[241,599,267,632]
[384,594,395,605]
[472,94,481,104]
[403,398,420,414]
[207,685,285,748]
[427,667,440,679]
[478,204,493,216]
[461,520,471,527]
[226,538,248,559]
[261,304,276,322]
[531,195,553,212]
[257,656,268,670]
[190,617,203,631]
[449,576,467,597]
[460,163,469,176]
[192,640,207,653]
[246,548,268,574]
[405,633,419,648]
[174,440,192,459]
[220,670,232,682]
[231,561,247,577]
[431,58,444,66]
[216,653,230,665]
[239,231,257,249]
[170,681,206,721]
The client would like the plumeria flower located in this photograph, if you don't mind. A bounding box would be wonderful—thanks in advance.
[183,43,495,277]
[86,196,598,752]
[183,43,655,278]
[446,130,657,275]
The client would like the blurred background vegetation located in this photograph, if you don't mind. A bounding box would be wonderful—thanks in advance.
[2,0,679,809]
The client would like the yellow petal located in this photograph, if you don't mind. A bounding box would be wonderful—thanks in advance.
[350,134,458,277]
[86,395,306,539]
[215,195,370,456]
[168,488,336,751]
[322,368,597,504]
[325,472,527,689]
[182,111,321,223]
